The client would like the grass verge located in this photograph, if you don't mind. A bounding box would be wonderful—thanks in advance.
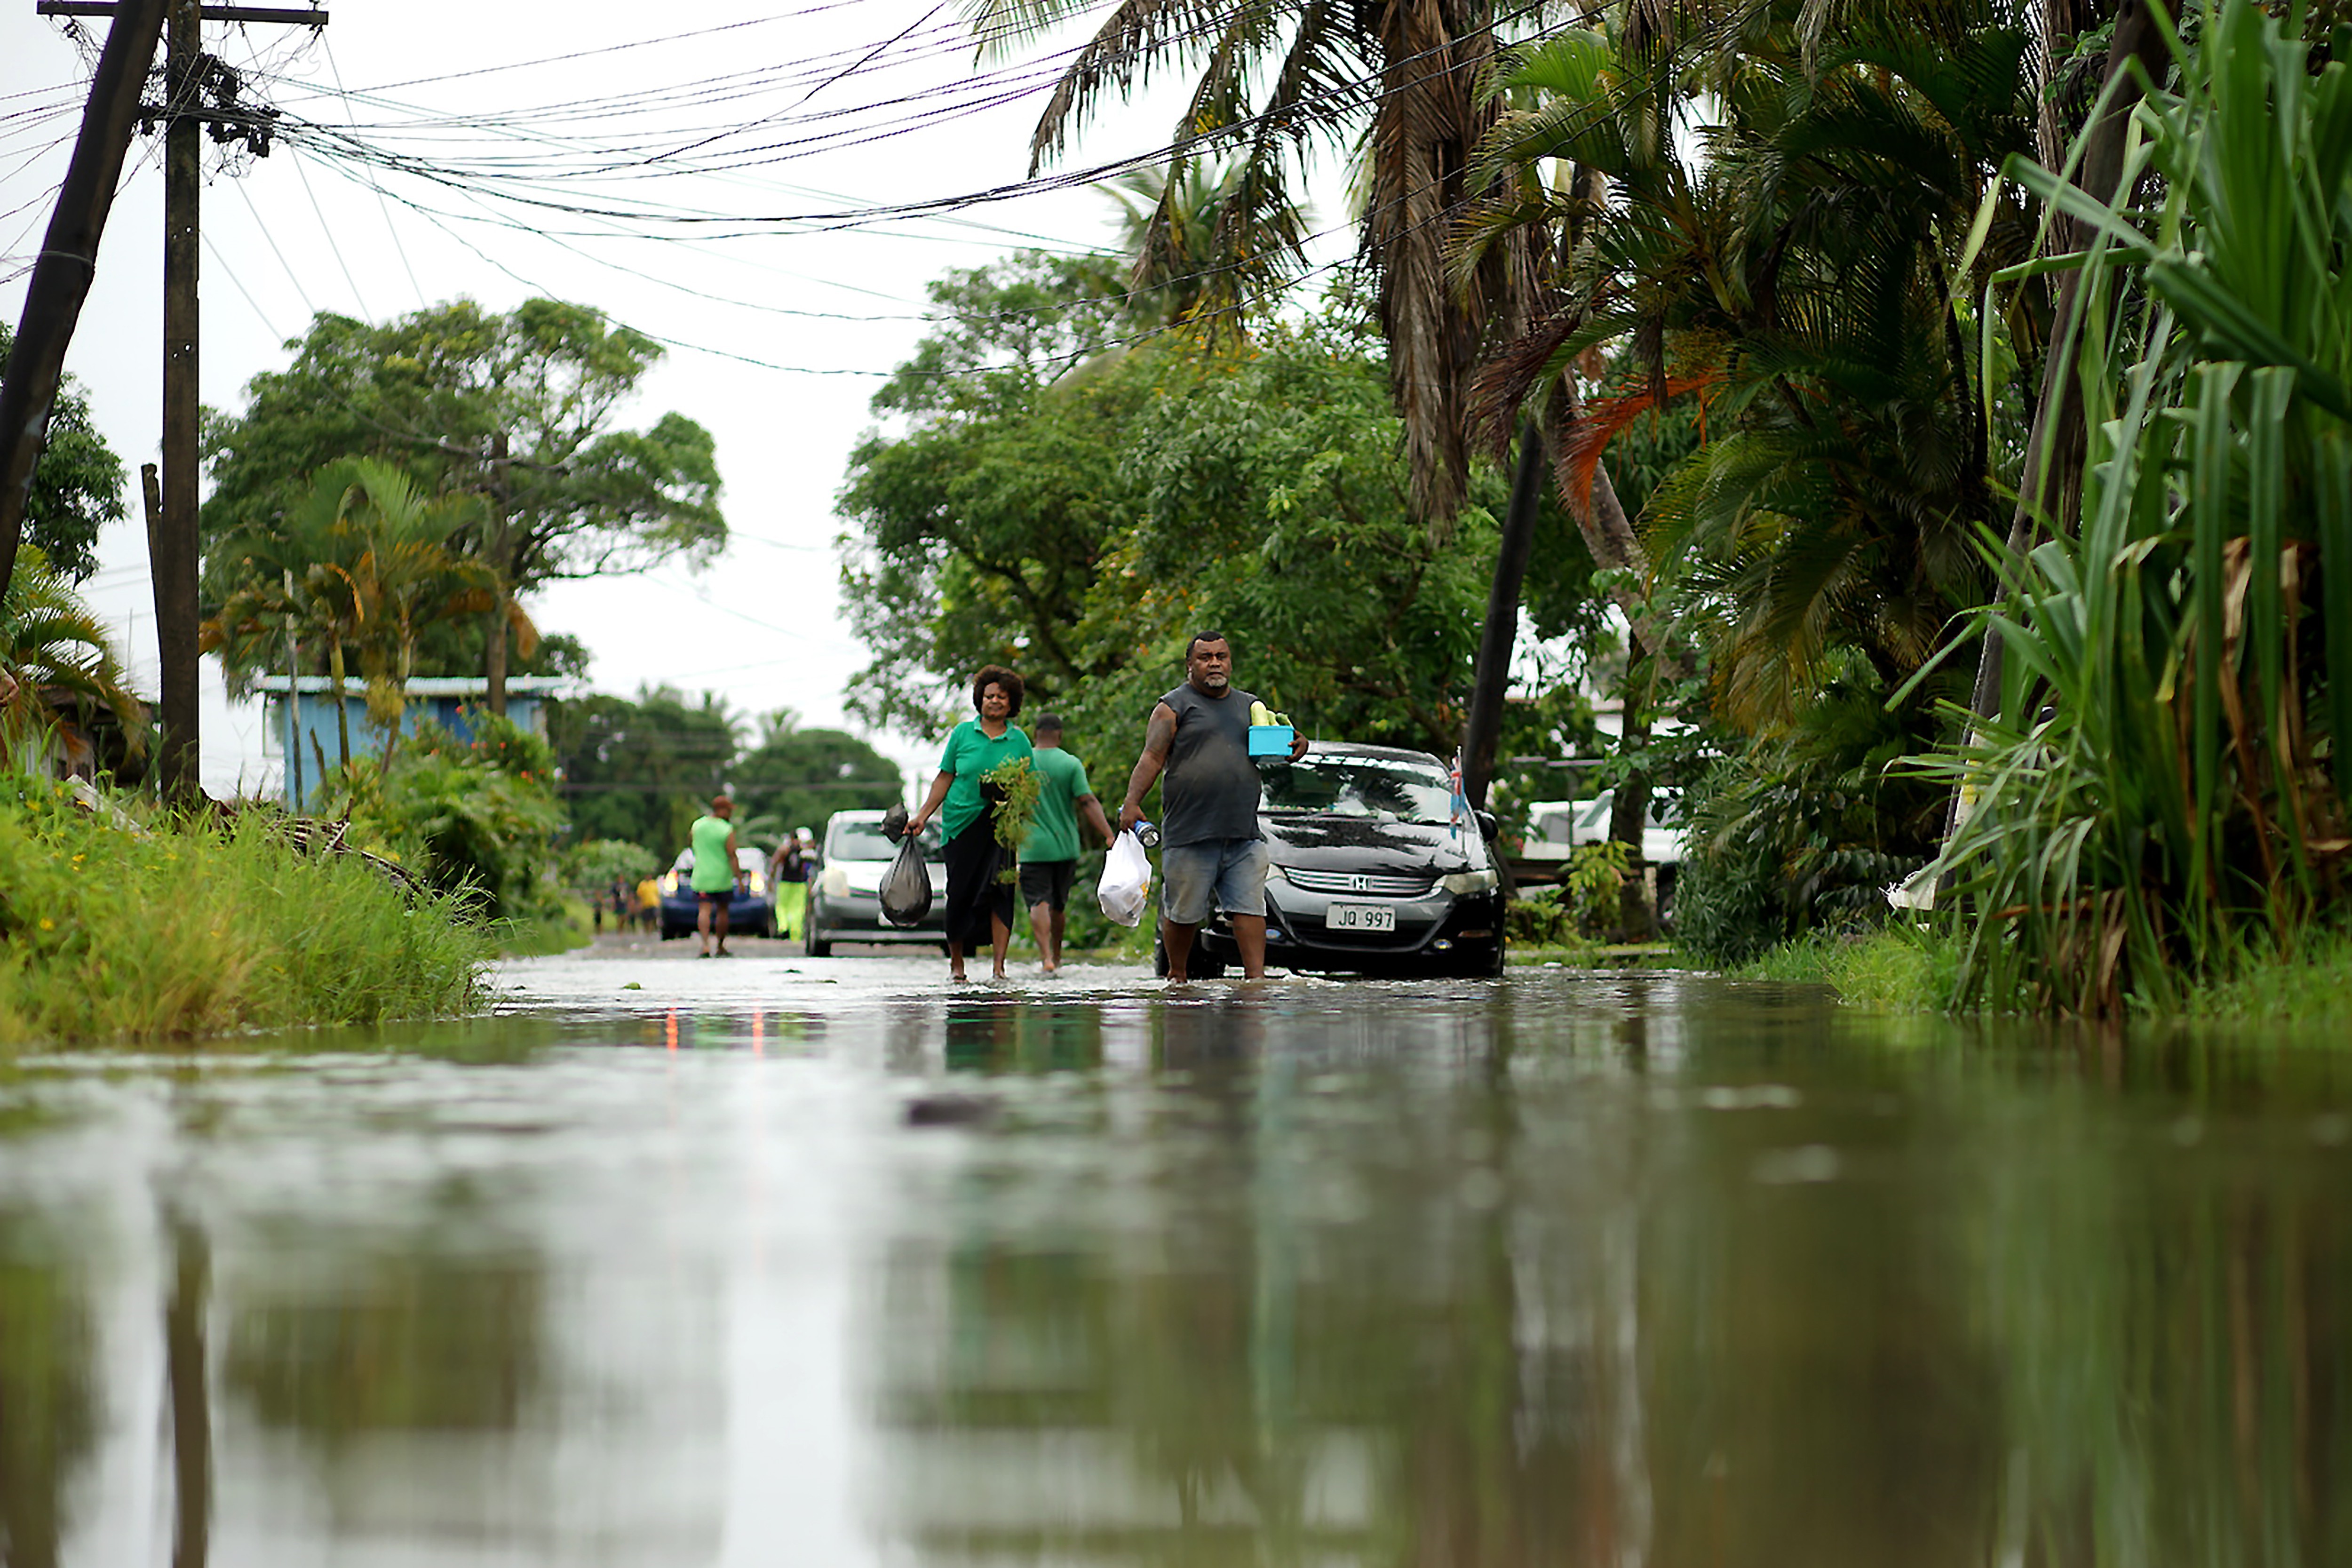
[1724,922,2352,1022]
[1724,928,1964,1011]
[0,778,491,1045]
[494,897,596,958]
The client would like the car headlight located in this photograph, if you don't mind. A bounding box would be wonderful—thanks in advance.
[1440,868,1499,895]
[747,873,766,895]
[821,867,850,898]
[660,871,680,895]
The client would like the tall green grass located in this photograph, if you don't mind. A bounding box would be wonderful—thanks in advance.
[0,777,489,1044]
[1923,0,2352,1013]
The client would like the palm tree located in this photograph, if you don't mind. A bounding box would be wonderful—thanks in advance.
[203,459,502,777]
[971,0,1544,526]
[1103,159,1311,328]
[1455,1,2041,723]
[0,545,148,776]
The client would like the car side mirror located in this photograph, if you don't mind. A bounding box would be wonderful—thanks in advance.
[1475,809,1499,841]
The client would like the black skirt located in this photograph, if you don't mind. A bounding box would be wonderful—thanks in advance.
[941,812,1011,949]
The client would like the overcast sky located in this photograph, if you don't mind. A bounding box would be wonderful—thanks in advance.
[3,1,1360,798]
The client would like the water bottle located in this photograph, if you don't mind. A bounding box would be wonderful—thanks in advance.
[1135,819,1162,849]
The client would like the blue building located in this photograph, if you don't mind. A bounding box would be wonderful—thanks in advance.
[251,675,569,809]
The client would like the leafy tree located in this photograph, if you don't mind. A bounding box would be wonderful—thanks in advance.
[0,324,126,587]
[837,252,1166,734]
[546,687,741,860]
[842,272,1502,767]
[201,299,724,707]
[729,710,904,844]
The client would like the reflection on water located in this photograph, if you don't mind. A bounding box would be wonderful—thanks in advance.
[0,970,2345,1564]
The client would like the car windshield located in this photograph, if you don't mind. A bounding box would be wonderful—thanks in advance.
[827,820,944,861]
[1260,755,1456,826]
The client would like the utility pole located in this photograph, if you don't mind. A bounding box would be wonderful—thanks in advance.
[485,430,511,716]
[154,0,200,804]
[281,566,302,809]
[30,0,327,806]
[0,0,167,591]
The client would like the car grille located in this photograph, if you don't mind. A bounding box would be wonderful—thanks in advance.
[1281,868,1437,898]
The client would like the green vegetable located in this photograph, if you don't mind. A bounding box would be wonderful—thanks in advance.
[982,756,1041,883]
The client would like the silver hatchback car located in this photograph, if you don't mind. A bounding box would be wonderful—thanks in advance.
[805,809,948,956]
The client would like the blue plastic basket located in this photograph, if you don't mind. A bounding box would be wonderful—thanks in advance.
[1247,724,1295,757]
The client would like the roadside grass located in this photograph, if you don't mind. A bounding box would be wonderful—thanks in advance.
[2169,927,2352,1023]
[495,897,596,958]
[0,778,490,1045]
[1724,928,1965,1011]
[1721,922,2352,1022]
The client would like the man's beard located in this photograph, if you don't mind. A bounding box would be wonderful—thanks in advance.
[1195,670,1229,690]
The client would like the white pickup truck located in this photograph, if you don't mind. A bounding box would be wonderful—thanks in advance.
[1519,792,1686,868]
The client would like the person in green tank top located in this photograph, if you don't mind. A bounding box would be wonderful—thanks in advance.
[1017,714,1115,974]
[687,795,742,957]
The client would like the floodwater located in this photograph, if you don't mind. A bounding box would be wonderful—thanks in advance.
[0,954,2348,1566]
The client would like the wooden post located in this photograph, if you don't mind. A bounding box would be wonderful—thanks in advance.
[151,0,202,805]
[484,430,511,716]
[0,0,168,589]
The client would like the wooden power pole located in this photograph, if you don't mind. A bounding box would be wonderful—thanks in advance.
[32,0,327,805]
[155,0,201,804]
[0,0,167,591]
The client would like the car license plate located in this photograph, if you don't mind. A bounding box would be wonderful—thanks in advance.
[1326,903,1396,933]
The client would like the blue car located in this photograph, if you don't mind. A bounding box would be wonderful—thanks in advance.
[657,845,776,940]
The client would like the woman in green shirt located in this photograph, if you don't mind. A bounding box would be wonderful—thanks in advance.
[908,664,1033,980]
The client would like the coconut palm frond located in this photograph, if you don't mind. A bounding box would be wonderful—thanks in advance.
[1,547,149,752]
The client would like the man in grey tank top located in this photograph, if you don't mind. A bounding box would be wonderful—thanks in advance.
[1118,632,1308,979]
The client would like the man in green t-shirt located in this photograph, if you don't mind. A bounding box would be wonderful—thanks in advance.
[687,795,742,958]
[1018,714,1115,974]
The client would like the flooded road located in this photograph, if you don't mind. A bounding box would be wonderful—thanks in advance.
[1,953,2348,1565]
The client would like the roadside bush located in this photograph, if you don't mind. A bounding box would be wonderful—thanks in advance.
[0,774,487,1043]
[1675,669,1942,966]
[565,837,657,891]
[339,713,565,921]
[1506,842,1632,947]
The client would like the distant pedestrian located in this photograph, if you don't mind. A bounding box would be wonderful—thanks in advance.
[634,873,661,933]
[771,834,808,940]
[1018,713,1114,975]
[907,666,1033,981]
[1118,632,1306,980]
[688,795,743,957]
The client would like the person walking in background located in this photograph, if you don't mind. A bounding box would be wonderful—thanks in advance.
[688,795,743,957]
[1118,632,1307,981]
[1018,713,1114,975]
[634,871,661,934]
[771,832,808,940]
[907,666,1033,982]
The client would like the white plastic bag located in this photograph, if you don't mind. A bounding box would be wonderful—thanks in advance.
[1097,829,1153,927]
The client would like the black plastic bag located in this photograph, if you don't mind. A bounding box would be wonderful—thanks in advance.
[879,829,932,926]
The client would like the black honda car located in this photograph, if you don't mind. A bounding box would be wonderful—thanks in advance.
[1176,742,1505,978]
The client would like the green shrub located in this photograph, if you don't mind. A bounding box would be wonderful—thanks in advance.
[1673,668,1943,965]
[338,713,565,921]
[1507,842,1633,947]
[0,775,488,1043]
[564,837,658,890]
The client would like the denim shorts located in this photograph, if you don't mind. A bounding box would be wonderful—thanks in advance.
[1160,837,1270,925]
